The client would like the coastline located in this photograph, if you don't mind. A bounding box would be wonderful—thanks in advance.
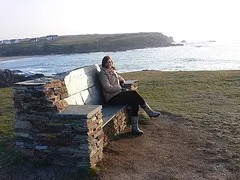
[0,56,32,62]
[0,55,47,62]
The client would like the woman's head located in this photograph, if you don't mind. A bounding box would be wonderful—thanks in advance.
[102,55,114,69]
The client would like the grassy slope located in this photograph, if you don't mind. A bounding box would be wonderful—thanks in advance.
[51,33,163,45]
[52,34,110,45]
[0,70,239,167]
[13,33,161,46]
[122,70,240,154]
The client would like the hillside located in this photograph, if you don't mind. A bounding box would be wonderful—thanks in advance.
[0,32,173,57]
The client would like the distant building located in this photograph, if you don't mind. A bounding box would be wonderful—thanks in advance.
[15,39,20,43]
[2,40,11,44]
[30,38,39,42]
[0,39,20,45]
[0,35,58,45]
[46,35,58,40]
[10,39,20,44]
[20,38,31,43]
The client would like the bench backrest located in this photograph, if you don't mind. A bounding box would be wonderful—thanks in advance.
[57,64,104,105]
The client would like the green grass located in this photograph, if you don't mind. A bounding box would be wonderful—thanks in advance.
[122,71,240,118]
[122,70,240,154]
[0,87,14,141]
[0,87,24,168]
[52,35,107,45]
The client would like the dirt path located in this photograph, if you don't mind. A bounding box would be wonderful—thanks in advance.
[0,114,239,180]
[97,114,239,180]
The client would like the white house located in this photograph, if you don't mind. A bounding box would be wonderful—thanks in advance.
[46,35,58,41]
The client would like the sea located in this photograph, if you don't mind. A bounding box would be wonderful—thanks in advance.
[0,41,240,76]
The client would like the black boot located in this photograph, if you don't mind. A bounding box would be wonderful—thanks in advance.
[141,103,161,117]
[131,116,143,135]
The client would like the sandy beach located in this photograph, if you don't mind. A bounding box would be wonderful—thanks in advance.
[0,56,33,62]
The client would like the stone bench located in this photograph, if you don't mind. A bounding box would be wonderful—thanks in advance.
[13,64,137,168]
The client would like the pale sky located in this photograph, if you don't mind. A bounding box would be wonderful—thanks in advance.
[0,0,239,42]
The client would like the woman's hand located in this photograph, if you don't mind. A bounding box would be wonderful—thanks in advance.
[120,81,125,87]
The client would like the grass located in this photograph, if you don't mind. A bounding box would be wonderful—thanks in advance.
[52,35,107,45]
[0,87,24,168]
[0,87,14,141]
[0,70,239,172]
[122,70,240,154]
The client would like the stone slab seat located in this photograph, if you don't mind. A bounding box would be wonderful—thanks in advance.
[101,105,126,126]
[57,104,126,127]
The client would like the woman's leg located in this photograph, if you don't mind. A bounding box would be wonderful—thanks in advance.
[108,91,145,116]
[109,91,161,117]
[141,103,161,117]
[109,91,145,105]
[108,91,144,135]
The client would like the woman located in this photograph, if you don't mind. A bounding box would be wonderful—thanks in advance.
[99,55,161,135]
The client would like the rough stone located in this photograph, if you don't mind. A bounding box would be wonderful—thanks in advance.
[13,64,131,168]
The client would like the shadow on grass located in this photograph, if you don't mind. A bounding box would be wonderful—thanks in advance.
[160,110,186,121]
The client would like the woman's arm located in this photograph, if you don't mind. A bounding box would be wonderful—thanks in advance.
[99,71,122,93]
[118,74,125,85]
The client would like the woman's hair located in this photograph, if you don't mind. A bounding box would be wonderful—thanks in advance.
[102,55,115,69]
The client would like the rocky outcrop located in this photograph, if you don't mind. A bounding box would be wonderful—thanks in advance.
[0,69,44,87]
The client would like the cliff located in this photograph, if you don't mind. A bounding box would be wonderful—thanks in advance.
[0,32,174,57]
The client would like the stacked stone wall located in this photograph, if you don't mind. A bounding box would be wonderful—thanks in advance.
[13,79,67,159]
[14,78,105,167]
[43,79,69,111]
[46,107,104,167]
[103,108,129,145]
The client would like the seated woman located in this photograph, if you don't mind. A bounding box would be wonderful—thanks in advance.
[99,55,161,135]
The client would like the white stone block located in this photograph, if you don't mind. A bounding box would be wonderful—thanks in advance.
[64,67,98,96]
[64,69,89,95]
[81,89,92,104]
[72,93,84,105]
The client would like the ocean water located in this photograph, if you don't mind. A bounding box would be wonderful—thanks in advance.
[0,41,240,76]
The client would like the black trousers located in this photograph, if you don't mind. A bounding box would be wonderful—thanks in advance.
[108,91,145,116]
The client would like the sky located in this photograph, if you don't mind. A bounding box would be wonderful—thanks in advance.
[0,0,239,42]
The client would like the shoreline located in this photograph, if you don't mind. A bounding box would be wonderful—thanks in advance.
[0,55,46,62]
[0,56,32,62]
